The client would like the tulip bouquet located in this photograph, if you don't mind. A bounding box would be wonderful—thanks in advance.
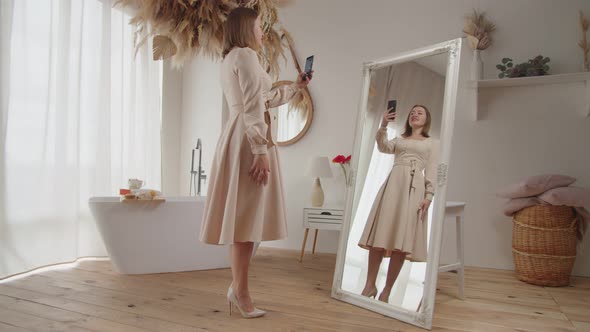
[332,154,352,187]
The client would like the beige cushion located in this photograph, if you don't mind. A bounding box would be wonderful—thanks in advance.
[539,186,590,208]
[503,197,545,216]
[498,174,576,199]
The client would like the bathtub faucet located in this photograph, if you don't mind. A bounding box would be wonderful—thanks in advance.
[190,139,207,196]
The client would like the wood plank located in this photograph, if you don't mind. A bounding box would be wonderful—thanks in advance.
[40,271,411,332]
[573,321,590,332]
[41,268,350,317]
[0,294,148,332]
[0,285,200,332]
[1,247,589,332]
[2,277,267,332]
[431,316,526,332]
[559,305,590,324]
[437,281,558,309]
[0,306,92,332]
[434,300,575,332]
[0,321,33,332]
[7,273,385,332]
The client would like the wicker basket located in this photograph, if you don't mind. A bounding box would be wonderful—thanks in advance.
[512,205,577,286]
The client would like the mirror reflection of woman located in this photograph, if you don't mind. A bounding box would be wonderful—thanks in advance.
[358,105,439,303]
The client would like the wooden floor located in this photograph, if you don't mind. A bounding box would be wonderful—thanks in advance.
[0,248,588,332]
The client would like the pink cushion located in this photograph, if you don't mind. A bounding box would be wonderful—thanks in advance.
[539,187,590,207]
[503,197,545,216]
[498,174,576,199]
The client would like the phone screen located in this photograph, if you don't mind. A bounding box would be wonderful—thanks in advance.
[305,56,314,75]
[387,100,397,113]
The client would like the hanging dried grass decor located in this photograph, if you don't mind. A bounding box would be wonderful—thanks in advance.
[115,0,294,77]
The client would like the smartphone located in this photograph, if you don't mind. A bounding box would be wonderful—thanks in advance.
[304,55,314,79]
[387,100,397,113]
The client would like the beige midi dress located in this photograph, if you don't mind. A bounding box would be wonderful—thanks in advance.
[358,127,439,262]
[200,47,300,245]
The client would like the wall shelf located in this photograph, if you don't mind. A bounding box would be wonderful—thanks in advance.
[470,72,590,120]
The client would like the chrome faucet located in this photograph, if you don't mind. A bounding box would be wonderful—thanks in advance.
[190,139,207,196]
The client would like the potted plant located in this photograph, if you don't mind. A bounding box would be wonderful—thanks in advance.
[496,56,551,78]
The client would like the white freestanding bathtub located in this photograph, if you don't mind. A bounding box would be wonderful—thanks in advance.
[89,196,235,274]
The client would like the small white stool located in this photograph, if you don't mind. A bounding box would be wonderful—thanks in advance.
[438,201,466,300]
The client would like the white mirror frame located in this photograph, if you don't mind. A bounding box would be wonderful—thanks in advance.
[331,38,462,330]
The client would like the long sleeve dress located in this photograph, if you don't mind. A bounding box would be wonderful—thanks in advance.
[200,47,300,245]
[358,127,439,262]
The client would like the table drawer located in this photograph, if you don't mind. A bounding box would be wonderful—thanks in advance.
[304,209,343,225]
[304,209,343,217]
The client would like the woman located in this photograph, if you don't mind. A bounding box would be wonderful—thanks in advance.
[358,104,439,303]
[199,7,312,318]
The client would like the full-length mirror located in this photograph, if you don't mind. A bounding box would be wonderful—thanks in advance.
[268,80,314,146]
[331,38,462,330]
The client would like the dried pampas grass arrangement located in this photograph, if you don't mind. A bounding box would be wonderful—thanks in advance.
[287,85,310,118]
[278,29,310,117]
[115,0,294,77]
[463,10,496,50]
[579,11,590,72]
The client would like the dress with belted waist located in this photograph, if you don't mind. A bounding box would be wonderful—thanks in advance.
[200,47,300,245]
[358,126,439,261]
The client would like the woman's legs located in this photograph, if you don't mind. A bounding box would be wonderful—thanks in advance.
[230,241,255,312]
[378,251,407,302]
[361,247,384,296]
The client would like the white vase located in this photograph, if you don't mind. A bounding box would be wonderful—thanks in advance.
[311,177,325,207]
[472,49,483,80]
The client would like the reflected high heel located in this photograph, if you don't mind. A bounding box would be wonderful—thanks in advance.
[362,287,378,299]
[227,287,266,319]
[378,290,390,303]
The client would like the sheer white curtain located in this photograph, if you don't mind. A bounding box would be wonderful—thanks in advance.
[342,62,445,309]
[0,0,162,280]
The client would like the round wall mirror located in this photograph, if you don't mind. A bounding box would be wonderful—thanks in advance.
[268,80,314,146]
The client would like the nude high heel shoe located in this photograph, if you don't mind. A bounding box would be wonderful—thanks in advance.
[227,287,266,319]
[361,287,378,299]
[378,289,390,303]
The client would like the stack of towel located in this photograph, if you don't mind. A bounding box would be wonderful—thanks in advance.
[119,188,162,200]
[499,174,589,240]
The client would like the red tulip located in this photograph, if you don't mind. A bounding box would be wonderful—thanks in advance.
[345,155,351,163]
[332,155,346,164]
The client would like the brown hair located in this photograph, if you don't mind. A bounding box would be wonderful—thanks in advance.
[401,104,431,138]
[222,7,260,58]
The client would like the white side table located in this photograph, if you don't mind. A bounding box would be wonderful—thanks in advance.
[299,207,344,262]
[439,201,466,300]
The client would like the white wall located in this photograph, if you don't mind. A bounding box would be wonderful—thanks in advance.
[179,56,223,196]
[168,0,590,276]
[448,80,590,277]
[161,60,183,196]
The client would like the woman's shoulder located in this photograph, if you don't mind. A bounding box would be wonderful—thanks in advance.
[227,47,257,60]
[226,47,260,71]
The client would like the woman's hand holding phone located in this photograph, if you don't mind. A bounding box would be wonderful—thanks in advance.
[381,109,396,127]
[296,71,313,89]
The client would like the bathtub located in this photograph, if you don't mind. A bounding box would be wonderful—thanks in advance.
[89,196,236,274]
